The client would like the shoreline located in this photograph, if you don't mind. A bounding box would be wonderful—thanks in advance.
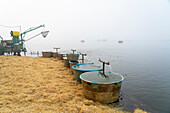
[0,55,146,112]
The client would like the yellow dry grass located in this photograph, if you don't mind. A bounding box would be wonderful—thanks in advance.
[0,56,146,113]
[133,109,147,113]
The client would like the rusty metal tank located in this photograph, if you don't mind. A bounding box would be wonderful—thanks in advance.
[58,53,65,60]
[72,64,103,82]
[42,52,52,58]
[80,71,124,103]
[63,57,70,68]
[69,59,94,74]
[66,53,79,61]
[52,52,58,58]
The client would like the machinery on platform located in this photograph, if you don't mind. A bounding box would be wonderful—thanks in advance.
[0,25,49,56]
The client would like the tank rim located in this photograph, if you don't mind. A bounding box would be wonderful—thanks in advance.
[72,63,103,72]
[69,59,94,65]
[80,71,124,84]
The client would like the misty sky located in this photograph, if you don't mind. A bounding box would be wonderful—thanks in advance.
[0,0,170,48]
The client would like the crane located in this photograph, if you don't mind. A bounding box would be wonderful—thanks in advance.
[0,24,49,56]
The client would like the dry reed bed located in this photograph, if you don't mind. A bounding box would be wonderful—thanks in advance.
[0,56,146,113]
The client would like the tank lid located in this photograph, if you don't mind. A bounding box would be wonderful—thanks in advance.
[58,53,65,55]
[42,51,52,53]
[63,57,67,60]
[78,59,93,64]
[67,53,79,55]
[69,59,93,64]
[69,60,79,64]
[80,71,124,84]
[72,64,102,72]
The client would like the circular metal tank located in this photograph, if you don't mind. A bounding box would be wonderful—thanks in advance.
[66,53,79,61]
[80,71,124,103]
[69,59,94,74]
[72,64,103,82]
[63,57,70,68]
[52,52,58,58]
[42,52,52,58]
[58,53,65,60]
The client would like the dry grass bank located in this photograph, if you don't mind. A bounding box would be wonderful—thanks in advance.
[0,56,146,113]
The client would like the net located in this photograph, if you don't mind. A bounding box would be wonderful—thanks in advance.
[41,31,49,38]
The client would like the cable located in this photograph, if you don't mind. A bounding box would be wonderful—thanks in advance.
[0,24,21,28]
[25,33,41,42]
[24,43,33,52]
[0,24,21,34]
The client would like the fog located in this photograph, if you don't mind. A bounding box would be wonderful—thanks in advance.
[0,0,170,51]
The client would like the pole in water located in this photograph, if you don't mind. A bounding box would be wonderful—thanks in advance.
[37,51,39,56]
[80,53,87,63]
[71,49,76,54]
[53,47,60,53]
[99,58,110,75]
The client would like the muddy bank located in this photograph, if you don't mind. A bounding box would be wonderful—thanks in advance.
[0,56,146,112]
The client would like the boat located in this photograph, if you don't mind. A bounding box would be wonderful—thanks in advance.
[118,41,123,43]
[80,40,85,43]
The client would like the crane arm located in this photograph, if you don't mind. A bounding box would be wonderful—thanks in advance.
[25,33,41,42]
[21,24,45,36]
[20,24,45,50]
[20,24,45,40]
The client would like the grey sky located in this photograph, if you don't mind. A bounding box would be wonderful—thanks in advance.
[0,0,170,44]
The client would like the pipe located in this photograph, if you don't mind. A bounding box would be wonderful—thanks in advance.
[71,49,76,54]
[99,59,110,75]
[80,53,87,63]
[53,47,60,53]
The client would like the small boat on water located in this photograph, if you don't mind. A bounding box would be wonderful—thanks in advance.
[118,41,123,43]
[81,40,85,43]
